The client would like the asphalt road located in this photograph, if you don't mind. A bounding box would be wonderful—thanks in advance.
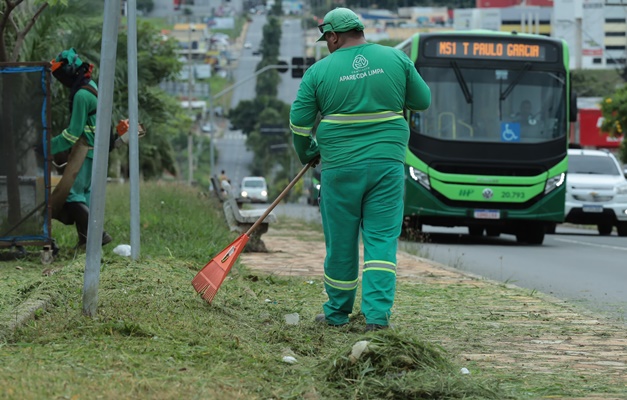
[399,225,627,324]
[215,15,307,195]
[214,15,268,192]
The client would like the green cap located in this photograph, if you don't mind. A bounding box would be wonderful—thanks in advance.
[316,8,365,42]
[55,48,83,68]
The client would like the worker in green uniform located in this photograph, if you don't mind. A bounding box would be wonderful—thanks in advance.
[49,48,112,247]
[290,8,431,331]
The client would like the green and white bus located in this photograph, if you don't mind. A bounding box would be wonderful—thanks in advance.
[397,31,576,244]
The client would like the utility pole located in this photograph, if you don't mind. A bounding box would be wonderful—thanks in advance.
[187,23,195,186]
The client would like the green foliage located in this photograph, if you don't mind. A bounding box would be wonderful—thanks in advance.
[20,7,186,180]
[260,17,282,60]
[599,86,627,162]
[599,86,627,137]
[571,69,624,97]
[255,59,280,97]
[269,0,283,16]
[137,0,154,13]
[245,105,290,176]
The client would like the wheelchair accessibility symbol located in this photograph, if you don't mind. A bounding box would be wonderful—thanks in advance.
[501,122,520,142]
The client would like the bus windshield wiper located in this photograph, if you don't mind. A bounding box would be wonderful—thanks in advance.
[500,63,531,101]
[451,61,472,104]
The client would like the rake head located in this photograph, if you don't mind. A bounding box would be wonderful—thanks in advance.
[192,233,249,303]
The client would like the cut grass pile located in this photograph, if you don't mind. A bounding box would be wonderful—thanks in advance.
[0,182,625,399]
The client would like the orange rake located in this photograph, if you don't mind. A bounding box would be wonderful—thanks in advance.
[192,159,317,303]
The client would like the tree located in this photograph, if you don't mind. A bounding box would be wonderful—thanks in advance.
[599,87,627,163]
[39,14,185,179]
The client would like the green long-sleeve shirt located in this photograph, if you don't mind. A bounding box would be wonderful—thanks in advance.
[290,43,431,170]
[51,80,98,159]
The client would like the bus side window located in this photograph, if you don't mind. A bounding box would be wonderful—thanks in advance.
[410,112,422,131]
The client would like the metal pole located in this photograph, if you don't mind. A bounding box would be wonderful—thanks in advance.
[212,65,287,100]
[208,90,215,176]
[187,23,194,185]
[83,0,120,317]
[127,0,141,259]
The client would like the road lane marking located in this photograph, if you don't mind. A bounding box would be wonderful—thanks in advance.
[553,237,627,251]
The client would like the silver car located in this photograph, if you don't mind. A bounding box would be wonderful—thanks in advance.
[239,176,268,203]
[564,149,627,236]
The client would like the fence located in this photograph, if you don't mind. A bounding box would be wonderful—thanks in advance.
[0,62,52,250]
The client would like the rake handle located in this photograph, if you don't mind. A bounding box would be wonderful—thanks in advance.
[245,158,317,236]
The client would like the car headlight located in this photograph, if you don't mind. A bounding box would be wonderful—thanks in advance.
[261,190,267,197]
[315,184,321,190]
[544,173,565,194]
[409,166,430,189]
[616,184,627,195]
[241,191,248,197]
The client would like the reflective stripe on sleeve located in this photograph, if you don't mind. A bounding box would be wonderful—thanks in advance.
[363,260,397,275]
[290,121,313,137]
[321,111,403,124]
[324,274,359,291]
[61,129,79,144]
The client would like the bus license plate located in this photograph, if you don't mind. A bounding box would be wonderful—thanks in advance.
[474,209,500,219]
[582,204,603,213]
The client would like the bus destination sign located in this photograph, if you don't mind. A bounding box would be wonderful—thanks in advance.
[425,38,555,62]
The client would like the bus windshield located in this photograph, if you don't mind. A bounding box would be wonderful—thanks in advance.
[409,65,567,144]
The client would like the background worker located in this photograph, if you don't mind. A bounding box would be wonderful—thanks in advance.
[48,48,112,247]
[289,8,431,332]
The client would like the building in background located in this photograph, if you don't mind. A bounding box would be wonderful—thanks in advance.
[553,0,625,69]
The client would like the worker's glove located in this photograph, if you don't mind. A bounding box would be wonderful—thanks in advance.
[310,156,321,168]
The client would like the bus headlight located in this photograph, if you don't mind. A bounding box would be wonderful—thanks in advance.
[409,167,430,189]
[544,173,565,194]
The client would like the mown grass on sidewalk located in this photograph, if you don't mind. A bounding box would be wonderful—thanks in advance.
[0,182,624,399]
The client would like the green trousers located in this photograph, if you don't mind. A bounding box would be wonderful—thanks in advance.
[319,160,404,326]
[66,157,93,206]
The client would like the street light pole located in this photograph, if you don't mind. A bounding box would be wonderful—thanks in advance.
[187,23,195,186]
[208,88,215,177]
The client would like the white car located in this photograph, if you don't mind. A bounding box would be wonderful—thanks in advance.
[239,176,268,203]
[244,42,252,49]
[564,148,627,236]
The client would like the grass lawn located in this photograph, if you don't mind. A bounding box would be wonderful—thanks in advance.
[0,182,625,399]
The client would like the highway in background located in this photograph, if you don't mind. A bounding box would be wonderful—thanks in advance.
[399,225,627,324]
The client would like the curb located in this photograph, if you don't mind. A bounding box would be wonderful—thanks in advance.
[0,295,53,341]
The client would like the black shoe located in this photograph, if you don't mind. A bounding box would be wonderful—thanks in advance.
[365,324,389,332]
[315,313,348,327]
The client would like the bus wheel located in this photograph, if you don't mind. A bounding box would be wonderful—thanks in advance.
[516,226,545,245]
[597,223,613,236]
[616,222,627,237]
[468,226,484,236]
[485,227,501,237]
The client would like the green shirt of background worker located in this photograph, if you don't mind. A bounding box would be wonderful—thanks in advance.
[49,48,112,247]
[289,8,431,331]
